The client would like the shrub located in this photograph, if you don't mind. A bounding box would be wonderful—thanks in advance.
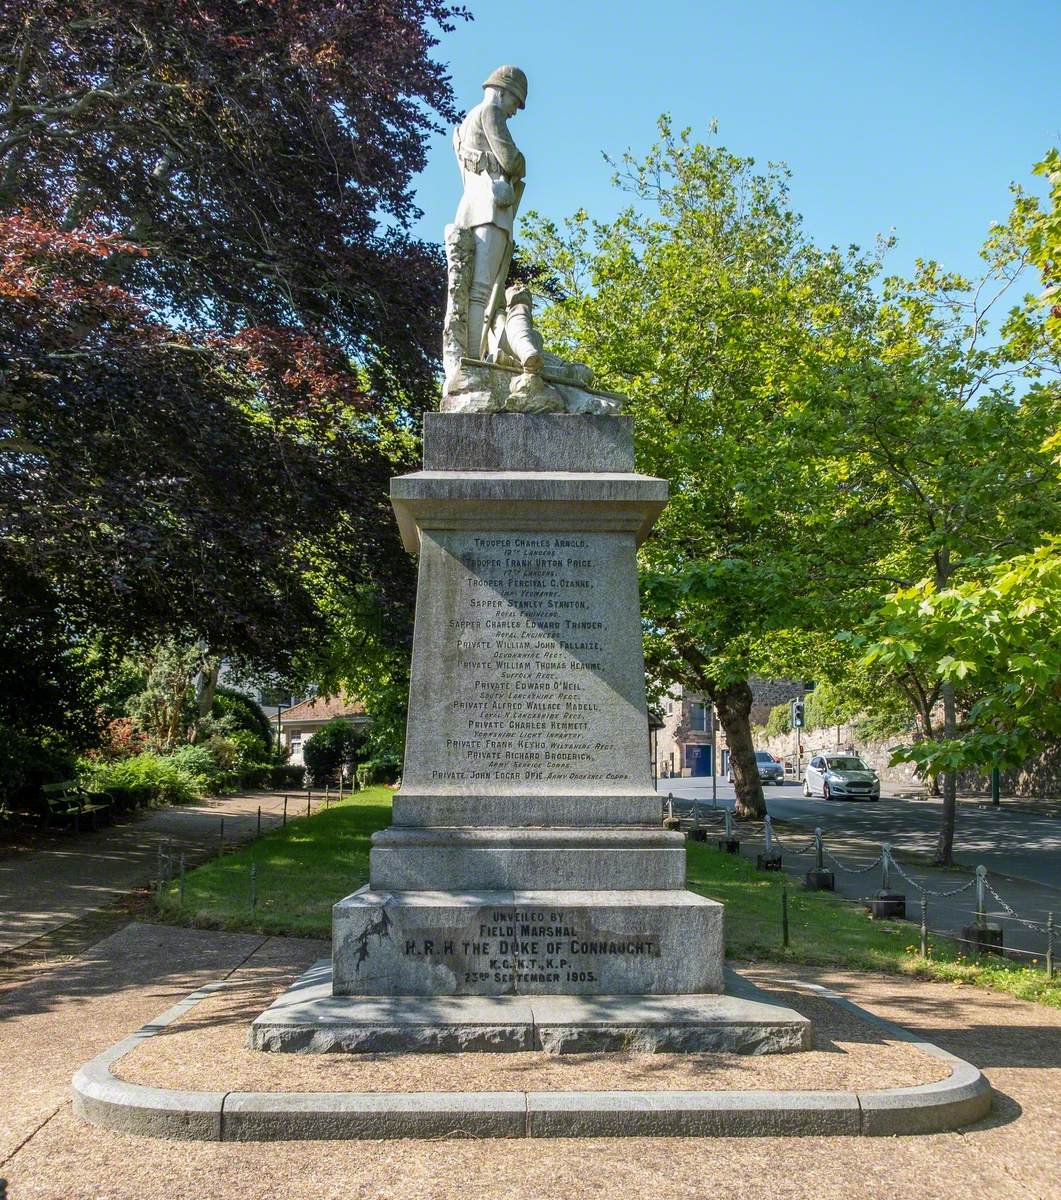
[270,764,305,789]
[303,718,365,784]
[167,743,218,779]
[0,732,76,816]
[212,687,274,756]
[85,752,202,807]
[355,756,400,789]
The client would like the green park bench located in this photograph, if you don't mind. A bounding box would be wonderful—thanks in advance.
[40,782,112,833]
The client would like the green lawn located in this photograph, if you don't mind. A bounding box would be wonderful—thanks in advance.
[155,787,1060,1008]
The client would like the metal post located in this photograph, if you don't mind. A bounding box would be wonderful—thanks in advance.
[920,897,928,958]
[667,792,674,821]
[881,843,892,893]
[975,864,987,926]
[250,861,257,913]
[179,853,186,908]
[781,886,790,949]
[256,805,261,837]
[991,766,1001,807]
[764,814,773,856]
[283,796,288,827]
[815,827,824,872]
[1047,913,1054,979]
[724,807,733,840]
[711,705,718,808]
[306,793,311,818]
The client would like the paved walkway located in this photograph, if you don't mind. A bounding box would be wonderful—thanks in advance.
[0,790,332,954]
[0,923,1057,1199]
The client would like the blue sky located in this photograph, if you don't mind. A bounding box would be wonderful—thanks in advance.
[411,0,1059,284]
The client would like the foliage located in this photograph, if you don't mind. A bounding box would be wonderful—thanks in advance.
[0,547,107,796]
[212,688,273,758]
[0,3,461,754]
[0,219,410,676]
[1,0,466,390]
[355,756,402,789]
[302,716,366,783]
[166,743,219,781]
[84,751,202,807]
[857,543,1061,776]
[126,640,205,751]
[0,729,76,813]
[522,119,890,816]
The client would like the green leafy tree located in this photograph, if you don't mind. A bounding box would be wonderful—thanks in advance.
[303,717,366,785]
[523,121,889,816]
[860,542,1061,780]
[841,156,1061,862]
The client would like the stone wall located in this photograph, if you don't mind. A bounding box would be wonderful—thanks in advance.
[747,677,806,726]
[957,742,1061,798]
[752,722,923,787]
[757,720,1061,798]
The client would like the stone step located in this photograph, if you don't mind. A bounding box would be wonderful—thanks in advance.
[252,960,810,1055]
[369,826,687,891]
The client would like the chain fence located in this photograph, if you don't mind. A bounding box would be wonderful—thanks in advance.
[661,792,1057,976]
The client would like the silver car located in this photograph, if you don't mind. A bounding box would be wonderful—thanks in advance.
[803,754,880,801]
[728,751,785,785]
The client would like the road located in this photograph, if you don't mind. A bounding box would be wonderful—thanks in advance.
[658,776,1061,956]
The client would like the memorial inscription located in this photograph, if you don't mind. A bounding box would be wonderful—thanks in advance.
[403,526,649,800]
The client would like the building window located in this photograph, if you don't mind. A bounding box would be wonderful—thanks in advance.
[688,702,707,732]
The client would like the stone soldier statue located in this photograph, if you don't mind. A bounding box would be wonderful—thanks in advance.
[452,64,528,360]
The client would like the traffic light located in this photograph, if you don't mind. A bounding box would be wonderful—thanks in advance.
[791,699,805,729]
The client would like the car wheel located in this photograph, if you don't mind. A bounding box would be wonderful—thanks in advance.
[823,782,831,801]
[802,778,810,797]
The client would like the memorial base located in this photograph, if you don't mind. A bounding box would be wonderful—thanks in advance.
[332,887,723,997]
[250,961,812,1055]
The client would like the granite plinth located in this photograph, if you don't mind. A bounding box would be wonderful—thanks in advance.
[369,828,686,892]
[332,888,724,997]
[252,960,808,1054]
[423,412,635,473]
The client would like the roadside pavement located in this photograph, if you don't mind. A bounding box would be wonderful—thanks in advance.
[1,922,1058,1200]
[0,790,331,956]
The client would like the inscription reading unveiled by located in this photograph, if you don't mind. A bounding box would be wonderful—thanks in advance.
[401,907,661,988]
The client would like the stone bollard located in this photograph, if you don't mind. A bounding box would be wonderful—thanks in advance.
[757,815,782,871]
[869,843,906,919]
[717,806,740,854]
[688,801,707,842]
[960,865,1004,955]
[804,827,834,891]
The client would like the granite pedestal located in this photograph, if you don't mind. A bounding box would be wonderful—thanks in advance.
[252,413,810,1053]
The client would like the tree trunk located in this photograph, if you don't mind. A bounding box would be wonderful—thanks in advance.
[935,679,958,865]
[194,657,219,727]
[712,679,766,819]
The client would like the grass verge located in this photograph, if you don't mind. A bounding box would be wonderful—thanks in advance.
[155,788,1060,1008]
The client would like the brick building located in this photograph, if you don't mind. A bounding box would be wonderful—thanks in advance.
[654,679,806,779]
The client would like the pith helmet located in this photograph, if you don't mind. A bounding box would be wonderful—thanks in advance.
[482,65,527,109]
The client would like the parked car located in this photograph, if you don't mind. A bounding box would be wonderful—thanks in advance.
[727,750,785,785]
[803,754,880,801]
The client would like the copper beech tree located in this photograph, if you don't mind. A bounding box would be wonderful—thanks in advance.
[0,1,466,757]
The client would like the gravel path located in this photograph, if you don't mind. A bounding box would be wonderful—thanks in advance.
[1,923,1059,1200]
[0,790,324,954]
[113,962,948,1094]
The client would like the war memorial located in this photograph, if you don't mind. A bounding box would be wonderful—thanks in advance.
[69,65,993,1144]
[248,64,808,1055]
